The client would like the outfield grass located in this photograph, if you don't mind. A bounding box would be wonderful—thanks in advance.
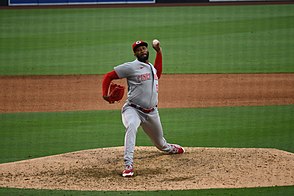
[1,105,293,164]
[0,4,293,75]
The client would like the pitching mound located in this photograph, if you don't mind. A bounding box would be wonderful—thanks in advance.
[0,147,293,191]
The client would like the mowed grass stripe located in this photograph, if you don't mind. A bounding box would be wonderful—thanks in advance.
[0,105,293,164]
[0,4,293,75]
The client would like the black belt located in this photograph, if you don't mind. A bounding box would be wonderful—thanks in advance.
[129,103,156,113]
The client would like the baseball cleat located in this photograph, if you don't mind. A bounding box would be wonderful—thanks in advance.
[169,144,185,154]
[122,165,134,177]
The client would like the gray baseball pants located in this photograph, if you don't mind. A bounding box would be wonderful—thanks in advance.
[121,104,172,167]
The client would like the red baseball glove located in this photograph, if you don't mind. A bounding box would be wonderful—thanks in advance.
[104,83,125,104]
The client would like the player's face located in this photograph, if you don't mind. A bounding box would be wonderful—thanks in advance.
[134,46,149,63]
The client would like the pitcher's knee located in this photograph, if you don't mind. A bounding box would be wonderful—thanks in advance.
[126,121,140,132]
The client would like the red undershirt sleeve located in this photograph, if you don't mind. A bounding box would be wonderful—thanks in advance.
[102,70,119,97]
[154,51,162,79]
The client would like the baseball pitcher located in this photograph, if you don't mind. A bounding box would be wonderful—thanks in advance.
[102,40,185,177]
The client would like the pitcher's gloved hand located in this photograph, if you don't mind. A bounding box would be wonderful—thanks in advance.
[103,83,125,104]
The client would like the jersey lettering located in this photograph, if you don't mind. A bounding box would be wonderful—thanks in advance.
[137,73,151,82]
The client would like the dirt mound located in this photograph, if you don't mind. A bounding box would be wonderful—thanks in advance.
[1,147,293,191]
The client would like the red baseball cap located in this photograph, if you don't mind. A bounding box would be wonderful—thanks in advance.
[132,40,148,52]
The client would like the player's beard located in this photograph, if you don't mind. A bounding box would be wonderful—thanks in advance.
[137,51,149,63]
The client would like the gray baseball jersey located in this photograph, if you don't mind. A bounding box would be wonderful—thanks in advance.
[114,59,159,109]
[114,58,173,167]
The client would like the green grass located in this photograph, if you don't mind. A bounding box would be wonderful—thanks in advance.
[0,110,125,163]
[0,186,294,196]
[1,105,293,164]
[0,4,294,75]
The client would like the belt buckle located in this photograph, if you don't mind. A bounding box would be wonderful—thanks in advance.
[129,103,154,113]
[143,108,153,113]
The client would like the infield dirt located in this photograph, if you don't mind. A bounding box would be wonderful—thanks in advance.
[1,73,294,113]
